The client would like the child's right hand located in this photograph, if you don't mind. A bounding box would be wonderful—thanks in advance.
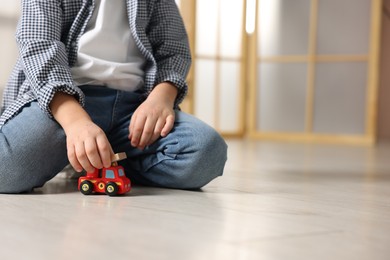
[64,120,114,172]
[50,92,113,173]
[64,119,113,173]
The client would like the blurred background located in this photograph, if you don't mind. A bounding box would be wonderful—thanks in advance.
[1,0,389,145]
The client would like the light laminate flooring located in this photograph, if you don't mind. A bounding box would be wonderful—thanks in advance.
[0,139,389,260]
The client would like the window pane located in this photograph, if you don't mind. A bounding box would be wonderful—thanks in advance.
[220,0,244,58]
[195,0,219,56]
[313,62,367,134]
[258,0,311,56]
[194,59,217,128]
[257,63,308,132]
[317,0,371,54]
[219,61,241,132]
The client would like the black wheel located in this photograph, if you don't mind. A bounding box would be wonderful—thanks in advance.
[105,182,118,196]
[80,180,93,195]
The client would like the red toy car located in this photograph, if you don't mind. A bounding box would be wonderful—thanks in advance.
[78,153,131,196]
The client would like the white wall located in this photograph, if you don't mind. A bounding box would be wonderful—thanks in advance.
[0,1,20,99]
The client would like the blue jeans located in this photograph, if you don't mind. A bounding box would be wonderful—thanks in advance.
[0,86,227,193]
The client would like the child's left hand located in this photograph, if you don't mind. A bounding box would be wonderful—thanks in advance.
[128,82,178,150]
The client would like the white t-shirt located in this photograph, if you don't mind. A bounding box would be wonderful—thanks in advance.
[71,0,145,91]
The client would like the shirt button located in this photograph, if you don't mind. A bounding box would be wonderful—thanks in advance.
[22,93,30,100]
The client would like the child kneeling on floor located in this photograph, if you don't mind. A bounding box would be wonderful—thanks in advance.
[0,0,227,193]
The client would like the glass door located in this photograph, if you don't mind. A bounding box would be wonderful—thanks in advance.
[181,0,382,144]
[248,0,382,144]
[193,0,246,136]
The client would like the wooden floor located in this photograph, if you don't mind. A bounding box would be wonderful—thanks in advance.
[0,139,389,260]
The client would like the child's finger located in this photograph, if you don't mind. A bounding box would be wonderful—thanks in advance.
[154,118,165,136]
[128,112,137,140]
[130,114,147,148]
[84,138,103,170]
[67,143,83,172]
[138,116,158,149]
[96,135,113,168]
[161,115,175,137]
[146,118,165,146]
[75,142,95,173]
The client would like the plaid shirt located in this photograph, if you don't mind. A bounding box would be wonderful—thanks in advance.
[0,0,191,127]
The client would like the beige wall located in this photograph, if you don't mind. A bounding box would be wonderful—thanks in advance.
[378,0,390,139]
[0,2,20,99]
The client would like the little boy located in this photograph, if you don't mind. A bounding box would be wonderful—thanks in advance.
[0,0,227,193]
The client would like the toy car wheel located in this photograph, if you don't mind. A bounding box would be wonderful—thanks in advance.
[80,181,93,195]
[105,182,118,196]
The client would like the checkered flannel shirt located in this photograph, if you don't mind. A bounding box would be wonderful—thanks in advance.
[0,0,191,127]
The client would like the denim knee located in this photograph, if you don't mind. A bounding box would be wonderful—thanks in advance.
[185,129,228,189]
[0,154,67,194]
[129,125,227,190]
[0,154,39,193]
[159,126,228,190]
[0,131,68,193]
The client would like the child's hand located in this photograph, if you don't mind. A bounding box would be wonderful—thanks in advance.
[65,119,113,173]
[50,92,113,173]
[129,82,178,150]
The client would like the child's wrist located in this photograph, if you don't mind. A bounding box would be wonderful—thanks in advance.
[149,82,178,105]
[50,92,91,129]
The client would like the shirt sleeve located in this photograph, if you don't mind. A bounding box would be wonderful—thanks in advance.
[146,0,192,107]
[16,0,84,117]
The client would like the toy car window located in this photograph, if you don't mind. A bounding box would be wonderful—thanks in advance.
[118,169,125,177]
[105,170,115,179]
